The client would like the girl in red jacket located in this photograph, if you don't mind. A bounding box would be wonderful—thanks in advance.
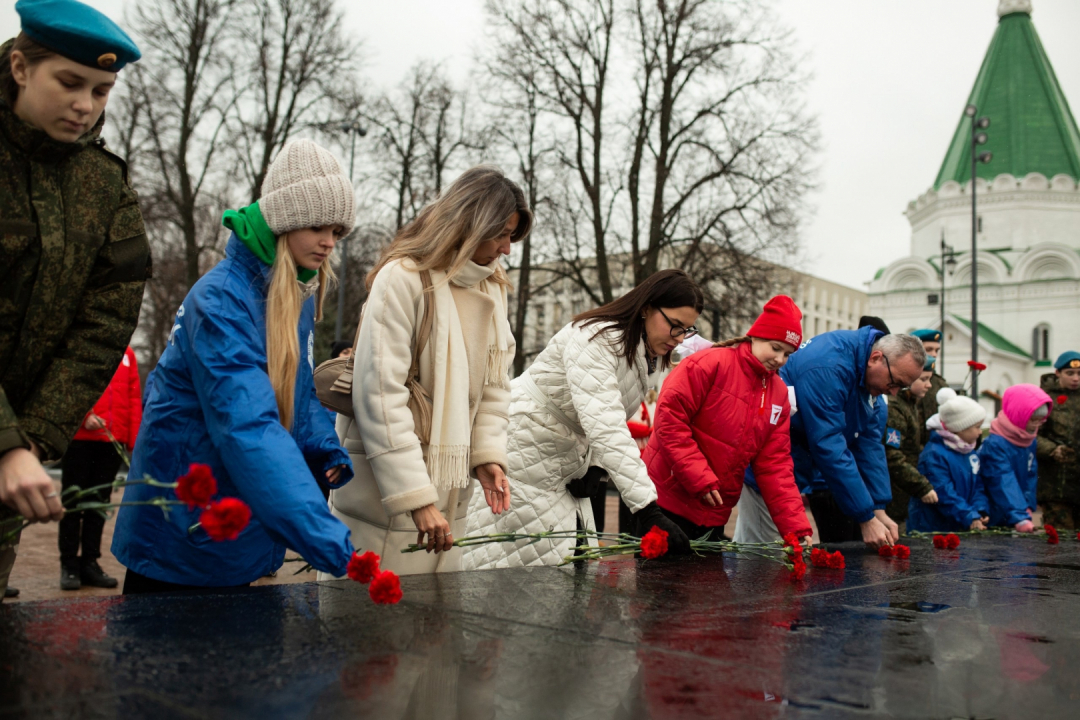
[58,346,141,590]
[643,296,812,544]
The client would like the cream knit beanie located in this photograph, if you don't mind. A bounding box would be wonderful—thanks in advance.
[259,139,355,235]
[937,387,985,432]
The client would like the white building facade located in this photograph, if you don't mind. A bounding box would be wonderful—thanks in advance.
[868,0,1080,407]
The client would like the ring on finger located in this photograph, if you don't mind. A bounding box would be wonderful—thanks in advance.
[44,492,59,499]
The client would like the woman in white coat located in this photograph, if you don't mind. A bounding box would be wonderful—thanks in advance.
[326,166,531,576]
[463,270,704,569]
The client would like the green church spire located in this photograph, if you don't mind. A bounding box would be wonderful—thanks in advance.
[933,1,1080,189]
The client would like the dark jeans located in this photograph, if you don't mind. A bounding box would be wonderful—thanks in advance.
[58,440,123,562]
[808,490,863,543]
[123,569,252,595]
[659,506,725,541]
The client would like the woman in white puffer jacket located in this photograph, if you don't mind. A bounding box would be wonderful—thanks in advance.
[463,270,704,569]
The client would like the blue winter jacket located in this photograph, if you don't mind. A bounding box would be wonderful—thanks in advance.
[112,237,355,585]
[907,433,988,532]
[770,327,891,523]
[978,433,1038,527]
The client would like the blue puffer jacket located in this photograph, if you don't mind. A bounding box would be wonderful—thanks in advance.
[112,237,355,586]
[770,327,890,523]
[978,433,1038,527]
[908,433,988,532]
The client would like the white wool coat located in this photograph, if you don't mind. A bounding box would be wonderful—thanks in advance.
[324,260,512,576]
[462,322,658,569]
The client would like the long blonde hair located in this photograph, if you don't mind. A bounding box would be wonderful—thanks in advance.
[366,165,533,290]
[266,236,335,430]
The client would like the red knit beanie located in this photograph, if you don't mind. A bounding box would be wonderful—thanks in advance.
[747,295,803,349]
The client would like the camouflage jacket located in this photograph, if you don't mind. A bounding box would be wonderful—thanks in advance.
[1036,373,1080,504]
[919,372,949,445]
[0,94,150,470]
[884,389,933,521]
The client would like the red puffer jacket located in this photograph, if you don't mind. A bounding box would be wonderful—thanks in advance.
[644,341,810,536]
[73,346,142,450]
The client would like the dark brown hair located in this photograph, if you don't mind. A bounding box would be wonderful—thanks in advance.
[573,269,704,371]
[1,33,58,105]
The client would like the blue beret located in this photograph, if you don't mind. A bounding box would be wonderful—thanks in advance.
[1055,351,1080,370]
[923,355,936,372]
[16,0,140,71]
[911,328,941,343]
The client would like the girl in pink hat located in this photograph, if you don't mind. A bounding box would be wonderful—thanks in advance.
[977,383,1053,531]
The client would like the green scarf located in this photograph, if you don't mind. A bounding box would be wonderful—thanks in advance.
[222,203,317,282]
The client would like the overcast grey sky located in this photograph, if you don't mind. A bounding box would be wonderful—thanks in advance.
[6,1,1079,289]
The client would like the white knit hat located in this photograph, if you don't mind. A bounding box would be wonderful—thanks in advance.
[937,387,985,432]
[259,139,355,235]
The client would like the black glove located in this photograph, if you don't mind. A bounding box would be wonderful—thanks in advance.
[631,502,691,555]
[566,465,607,499]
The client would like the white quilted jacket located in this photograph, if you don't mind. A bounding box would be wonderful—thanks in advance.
[462,321,658,569]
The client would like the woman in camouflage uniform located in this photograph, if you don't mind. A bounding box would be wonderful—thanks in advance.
[1037,351,1080,529]
[0,1,149,599]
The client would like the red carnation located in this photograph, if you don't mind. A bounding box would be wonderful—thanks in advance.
[640,526,669,559]
[945,534,961,549]
[1076,531,1080,542]
[932,535,947,549]
[878,545,895,557]
[782,533,800,549]
[894,544,911,559]
[790,551,807,581]
[199,498,251,541]
[347,551,381,584]
[826,551,845,569]
[1045,525,1059,545]
[810,547,828,568]
[368,570,403,605]
[175,463,217,509]
[967,360,987,372]
[1058,395,1068,405]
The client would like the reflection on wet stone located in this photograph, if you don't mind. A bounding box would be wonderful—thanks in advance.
[1,538,1079,718]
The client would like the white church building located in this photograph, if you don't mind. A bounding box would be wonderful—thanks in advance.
[868,0,1080,407]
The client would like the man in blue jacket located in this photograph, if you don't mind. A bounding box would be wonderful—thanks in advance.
[781,329,926,547]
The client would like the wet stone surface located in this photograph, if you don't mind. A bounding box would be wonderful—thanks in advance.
[2,537,1079,719]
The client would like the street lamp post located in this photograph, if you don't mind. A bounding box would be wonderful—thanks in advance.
[964,104,992,397]
[335,120,367,342]
[938,232,957,371]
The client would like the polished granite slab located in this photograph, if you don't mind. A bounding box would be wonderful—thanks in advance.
[2,537,1079,719]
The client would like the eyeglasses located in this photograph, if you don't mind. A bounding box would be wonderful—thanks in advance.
[882,354,909,392]
[657,308,699,340]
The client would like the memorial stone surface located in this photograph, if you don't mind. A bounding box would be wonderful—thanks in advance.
[1,537,1078,718]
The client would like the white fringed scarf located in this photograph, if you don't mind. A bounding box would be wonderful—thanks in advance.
[423,260,511,490]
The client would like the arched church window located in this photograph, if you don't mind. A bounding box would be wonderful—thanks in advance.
[1032,323,1050,362]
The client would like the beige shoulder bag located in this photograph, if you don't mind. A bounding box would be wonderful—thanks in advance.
[314,270,434,443]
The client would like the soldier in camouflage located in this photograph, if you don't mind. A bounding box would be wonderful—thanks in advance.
[1037,351,1080,529]
[884,355,938,524]
[912,329,949,445]
[0,4,148,599]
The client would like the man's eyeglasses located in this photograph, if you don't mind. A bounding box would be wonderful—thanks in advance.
[657,308,698,340]
[883,354,909,392]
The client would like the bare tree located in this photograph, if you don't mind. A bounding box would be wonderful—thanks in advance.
[126,0,240,289]
[234,0,363,202]
[627,0,817,290]
[486,0,620,303]
[364,63,481,230]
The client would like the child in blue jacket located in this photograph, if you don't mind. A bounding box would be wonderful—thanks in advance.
[978,383,1053,532]
[909,389,989,532]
